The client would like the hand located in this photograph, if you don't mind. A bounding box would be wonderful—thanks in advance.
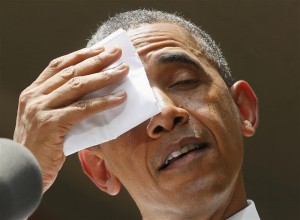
[13,46,128,192]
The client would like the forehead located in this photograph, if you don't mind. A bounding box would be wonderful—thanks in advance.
[128,23,193,43]
[127,23,202,58]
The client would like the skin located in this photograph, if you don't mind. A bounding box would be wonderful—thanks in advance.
[14,22,258,219]
[13,46,129,191]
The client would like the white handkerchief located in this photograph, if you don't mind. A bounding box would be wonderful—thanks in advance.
[63,29,160,156]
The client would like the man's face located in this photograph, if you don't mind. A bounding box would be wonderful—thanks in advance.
[97,23,245,215]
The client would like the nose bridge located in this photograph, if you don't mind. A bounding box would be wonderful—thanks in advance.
[153,88,175,110]
[147,88,189,138]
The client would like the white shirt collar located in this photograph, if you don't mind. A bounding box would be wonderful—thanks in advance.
[226,200,260,220]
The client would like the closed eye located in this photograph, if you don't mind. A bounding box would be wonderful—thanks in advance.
[169,79,200,89]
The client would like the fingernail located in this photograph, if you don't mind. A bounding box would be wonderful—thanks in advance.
[108,47,119,54]
[116,63,128,70]
[95,47,105,52]
[114,90,126,97]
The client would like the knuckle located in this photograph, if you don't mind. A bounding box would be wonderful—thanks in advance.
[19,90,32,107]
[25,102,39,118]
[68,76,84,90]
[24,97,46,119]
[74,100,90,113]
[93,53,104,64]
[59,65,77,79]
[101,70,112,81]
[48,57,63,69]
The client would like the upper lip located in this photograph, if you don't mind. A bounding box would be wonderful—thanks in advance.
[158,136,208,171]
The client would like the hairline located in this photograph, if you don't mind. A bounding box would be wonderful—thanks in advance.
[87,10,233,87]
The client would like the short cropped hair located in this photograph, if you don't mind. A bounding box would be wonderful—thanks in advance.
[87,9,233,87]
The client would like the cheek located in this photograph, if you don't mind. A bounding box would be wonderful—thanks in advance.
[207,86,241,136]
[207,88,243,169]
[106,127,155,184]
[178,83,243,172]
[108,130,164,206]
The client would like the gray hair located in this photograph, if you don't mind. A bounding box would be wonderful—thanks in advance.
[87,9,233,87]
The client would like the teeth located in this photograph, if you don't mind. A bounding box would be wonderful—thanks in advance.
[172,151,181,157]
[165,144,199,165]
[181,146,189,154]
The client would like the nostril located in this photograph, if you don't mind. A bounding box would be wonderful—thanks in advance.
[153,126,163,134]
[147,106,189,138]
[152,116,185,134]
[174,116,183,126]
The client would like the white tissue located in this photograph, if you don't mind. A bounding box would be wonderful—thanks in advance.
[63,29,160,156]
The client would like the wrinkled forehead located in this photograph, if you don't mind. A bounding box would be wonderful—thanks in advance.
[126,23,203,58]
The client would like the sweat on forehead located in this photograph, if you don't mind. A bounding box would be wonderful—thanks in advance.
[87,9,233,87]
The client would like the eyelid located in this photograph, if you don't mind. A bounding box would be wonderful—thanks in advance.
[169,79,200,89]
[163,65,204,90]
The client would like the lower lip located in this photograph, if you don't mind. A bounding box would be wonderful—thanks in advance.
[161,147,208,171]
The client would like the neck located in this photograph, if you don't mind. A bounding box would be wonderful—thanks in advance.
[140,173,247,220]
[211,173,247,220]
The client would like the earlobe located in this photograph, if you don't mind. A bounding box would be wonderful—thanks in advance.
[231,80,259,137]
[78,148,121,196]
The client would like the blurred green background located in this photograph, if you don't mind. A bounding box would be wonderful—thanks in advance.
[0,0,299,219]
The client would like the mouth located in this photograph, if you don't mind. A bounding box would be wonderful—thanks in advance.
[158,142,209,171]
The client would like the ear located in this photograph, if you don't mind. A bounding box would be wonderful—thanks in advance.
[231,80,259,137]
[78,148,121,196]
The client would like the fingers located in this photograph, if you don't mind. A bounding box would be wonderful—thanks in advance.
[13,45,129,193]
[46,63,129,108]
[32,46,105,87]
[54,91,127,126]
[38,47,122,94]
[19,45,128,117]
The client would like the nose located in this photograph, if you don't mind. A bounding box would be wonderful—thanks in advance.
[147,90,189,139]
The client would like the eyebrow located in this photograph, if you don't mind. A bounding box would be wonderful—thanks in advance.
[156,52,201,69]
